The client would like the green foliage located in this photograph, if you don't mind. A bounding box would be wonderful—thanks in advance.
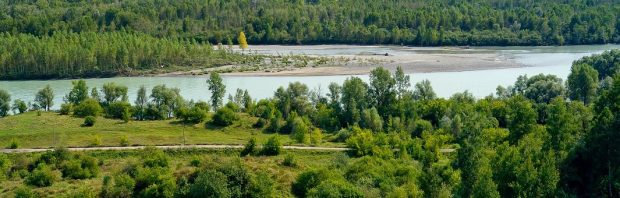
[102,83,128,105]
[0,89,10,117]
[506,95,538,143]
[101,174,135,198]
[261,136,282,156]
[291,117,310,143]
[346,127,376,157]
[119,136,130,146]
[13,186,36,198]
[292,169,334,197]
[142,147,169,168]
[207,72,226,110]
[61,155,100,179]
[106,101,132,120]
[7,138,19,149]
[188,169,230,198]
[0,153,10,181]
[413,80,437,101]
[567,63,600,104]
[212,107,239,126]
[59,103,73,115]
[177,103,208,124]
[74,99,103,117]
[240,137,258,157]
[282,154,297,167]
[35,85,54,111]
[65,80,89,105]
[307,180,364,198]
[25,164,60,187]
[12,99,28,114]
[83,116,96,127]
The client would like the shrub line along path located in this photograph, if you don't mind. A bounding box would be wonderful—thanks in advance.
[0,144,456,153]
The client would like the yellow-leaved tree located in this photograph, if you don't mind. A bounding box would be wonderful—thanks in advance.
[238,31,248,50]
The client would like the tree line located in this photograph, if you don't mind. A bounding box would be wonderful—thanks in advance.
[1,50,620,196]
[0,0,618,46]
[0,31,249,80]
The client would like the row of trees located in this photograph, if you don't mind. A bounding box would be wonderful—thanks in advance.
[1,50,619,196]
[0,31,245,80]
[0,0,618,46]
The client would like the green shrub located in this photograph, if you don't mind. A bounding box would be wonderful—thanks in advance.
[178,105,208,124]
[74,99,103,117]
[134,167,176,198]
[225,101,241,112]
[249,172,276,198]
[106,101,132,120]
[90,135,102,146]
[261,136,282,156]
[189,169,230,198]
[292,169,333,197]
[240,137,257,157]
[7,138,19,149]
[25,164,60,187]
[410,119,433,138]
[13,186,36,198]
[291,117,310,143]
[189,157,201,167]
[142,147,169,168]
[212,107,239,126]
[59,103,73,115]
[83,116,96,127]
[0,153,11,181]
[119,136,130,146]
[253,118,268,128]
[306,180,364,198]
[101,174,135,198]
[282,154,297,167]
[61,155,99,179]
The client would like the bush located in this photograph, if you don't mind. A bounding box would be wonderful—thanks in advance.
[26,164,60,187]
[306,180,364,198]
[142,147,168,168]
[212,107,239,126]
[83,116,96,127]
[282,154,297,167]
[261,136,282,156]
[13,186,36,198]
[61,155,99,179]
[101,174,135,198]
[291,117,310,143]
[119,136,130,146]
[59,103,73,115]
[189,157,201,167]
[90,135,102,146]
[178,105,208,124]
[74,99,103,117]
[240,137,257,157]
[410,119,433,138]
[225,101,241,112]
[106,101,132,120]
[253,118,268,128]
[189,169,230,198]
[133,167,176,198]
[292,169,332,197]
[0,153,11,181]
[309,129,323,145]
[7,138,19,149]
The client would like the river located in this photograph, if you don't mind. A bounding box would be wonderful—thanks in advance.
[0,44,618,110]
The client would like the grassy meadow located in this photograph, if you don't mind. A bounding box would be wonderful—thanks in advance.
[0,111,342,149]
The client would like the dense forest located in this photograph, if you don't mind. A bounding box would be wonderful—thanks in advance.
[0,32,255,80]
[1,50,619,197]
[0,0,618,46]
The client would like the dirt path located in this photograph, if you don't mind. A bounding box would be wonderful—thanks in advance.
[1,144,455,153]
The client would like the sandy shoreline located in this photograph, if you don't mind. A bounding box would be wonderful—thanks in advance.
[158,45,526,77]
